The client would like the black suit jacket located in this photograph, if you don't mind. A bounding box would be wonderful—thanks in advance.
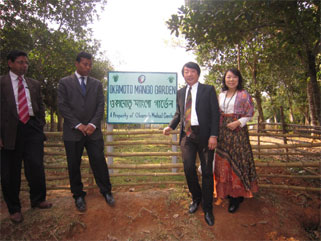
[58,74,105,141]
[0,74,45,150]
[169,83,220,147]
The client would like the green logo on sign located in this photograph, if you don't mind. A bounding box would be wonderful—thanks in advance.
[113,75,119,82]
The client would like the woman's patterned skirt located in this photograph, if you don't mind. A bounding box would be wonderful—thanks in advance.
[214,114,258,198]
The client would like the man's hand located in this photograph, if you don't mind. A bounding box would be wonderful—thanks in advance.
[77,124,87,136]
[208,136,217,150]
[226,120,241,131]
[163,126,173,135]
[85,124,96,136]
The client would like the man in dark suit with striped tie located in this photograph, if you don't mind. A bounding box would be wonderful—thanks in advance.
[58,52,114,212]
[163,62,220,226]
[0,50,52,224]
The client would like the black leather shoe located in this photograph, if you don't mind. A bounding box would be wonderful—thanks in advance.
[10,212,23,224]
[228,197,244,213]
[104,192,115,206]
[75,196,86,212]
[204,212,214,226]
[188,200,200,214]
[32,201,53,209]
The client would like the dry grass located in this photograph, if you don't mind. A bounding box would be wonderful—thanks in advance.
[0,196,81,241]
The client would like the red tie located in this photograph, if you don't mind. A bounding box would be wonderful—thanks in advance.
[17,76,30,124]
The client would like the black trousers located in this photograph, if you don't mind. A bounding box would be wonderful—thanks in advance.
[64,137,112,199]
[1,120,47,214]
[180,127,214,213]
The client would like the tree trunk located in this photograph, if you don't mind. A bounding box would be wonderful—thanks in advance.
[299,106,310,125]
[251,66,265,129]
[254,90,265,128]
[304,115,310,125]
[306,50,320,126]
[50,108,54,132]
[307,80,319,126]
[280,106,289,161]
[289,112,294,123]
[288,103,294,123]
[57,114,63,131]
[274,115,278,123]
[304,108,310,125]
[285,90,294,123]
[237,44,241,70]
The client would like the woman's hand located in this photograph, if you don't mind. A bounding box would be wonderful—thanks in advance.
[226,120,241,131]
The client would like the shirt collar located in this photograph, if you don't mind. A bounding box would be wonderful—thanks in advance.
[187,81,199,90]
[75,71,87,81]
[9,71,24,81]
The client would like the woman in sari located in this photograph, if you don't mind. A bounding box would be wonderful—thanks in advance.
[214,68,258,213]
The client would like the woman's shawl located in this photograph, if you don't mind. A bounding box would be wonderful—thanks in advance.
[234,90,254,117]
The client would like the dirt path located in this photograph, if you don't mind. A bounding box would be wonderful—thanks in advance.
[1,187,320,241]
[68,188,319,241]
[2,185,319,241]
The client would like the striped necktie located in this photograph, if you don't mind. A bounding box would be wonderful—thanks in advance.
[17,76,30,124]
[184,86,192,136]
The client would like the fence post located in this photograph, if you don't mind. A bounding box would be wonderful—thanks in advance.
[280,106,289,161]
[172,133,178,173]
[107,124,114,173]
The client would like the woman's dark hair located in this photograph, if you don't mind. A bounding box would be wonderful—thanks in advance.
[76,52,92,62]
[222,68,243,91]
[181,62,201,76]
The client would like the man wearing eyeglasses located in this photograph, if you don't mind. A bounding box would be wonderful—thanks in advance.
[0,50,52,224]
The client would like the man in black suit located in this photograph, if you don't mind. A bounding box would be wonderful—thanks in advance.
[163,62,219,226]
[58,52,114,212]
[0,50,52,224]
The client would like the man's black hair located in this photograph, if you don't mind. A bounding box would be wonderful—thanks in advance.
[76,52,92,62]
[181,62,201,76]
[7,50,28,62]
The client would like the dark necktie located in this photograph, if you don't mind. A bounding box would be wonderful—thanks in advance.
[80,76,86,96]
[184,86,192,136]
[17,76,30,124]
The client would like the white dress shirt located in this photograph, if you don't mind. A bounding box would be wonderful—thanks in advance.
[185,82,199,126]
[75,71,87,85]
[9,71,35,116]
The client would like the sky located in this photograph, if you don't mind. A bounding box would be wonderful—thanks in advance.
[92,0,204,85]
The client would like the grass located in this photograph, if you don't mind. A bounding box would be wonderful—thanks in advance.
[2,130,319,240]
[30,130,321,192]
[41,131,185,189]
[106,132,184,186]
[0,198,82,240]
[165,186,189,208]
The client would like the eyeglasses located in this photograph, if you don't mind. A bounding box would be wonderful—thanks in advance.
[15,61,29,65]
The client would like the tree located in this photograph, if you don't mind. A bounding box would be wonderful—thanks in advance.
[167,0,320,125]
[0,0,107,37]
[0,0,113,131]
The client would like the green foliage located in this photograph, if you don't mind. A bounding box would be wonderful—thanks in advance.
[0,0,107,37]
[167,0,320,125]
[0,0,113,124]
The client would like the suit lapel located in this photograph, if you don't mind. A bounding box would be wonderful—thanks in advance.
[72,74,85,97]
[181,86,187,113]
[3,74,19,118]
[26,77,36,107]
[86,76,94,94]
[196,83,203,107]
